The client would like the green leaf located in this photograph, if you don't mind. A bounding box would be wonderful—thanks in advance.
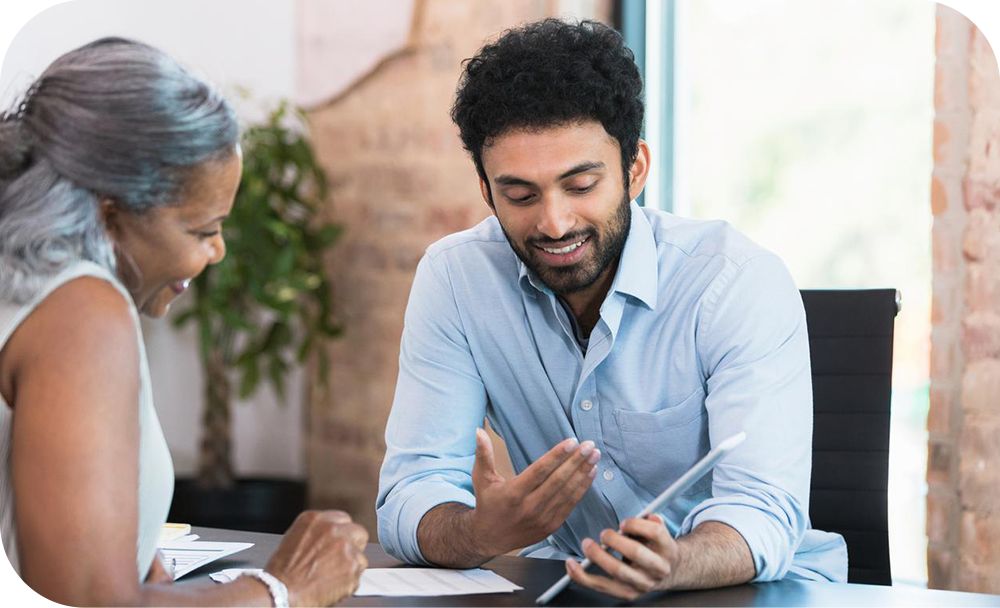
[239,359,261,400]
[174,99,344,445]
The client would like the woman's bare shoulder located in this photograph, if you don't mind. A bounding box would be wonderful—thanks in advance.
[3,275,139,403]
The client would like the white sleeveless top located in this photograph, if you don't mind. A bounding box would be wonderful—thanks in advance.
[0,261,173,581]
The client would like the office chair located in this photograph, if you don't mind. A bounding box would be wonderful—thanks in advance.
[800,289,899,586]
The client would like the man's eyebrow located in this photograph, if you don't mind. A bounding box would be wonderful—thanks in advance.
[558,161,605,180]
[494,175,535,187]
[493,161,606,187]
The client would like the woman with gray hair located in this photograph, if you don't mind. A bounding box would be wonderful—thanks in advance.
[0,38,366,606]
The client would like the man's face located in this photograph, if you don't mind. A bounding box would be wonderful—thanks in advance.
[480,121,640,296]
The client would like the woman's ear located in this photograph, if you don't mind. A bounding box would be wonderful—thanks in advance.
[98,198,121,237]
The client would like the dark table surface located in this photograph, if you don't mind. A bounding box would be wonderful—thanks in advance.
[183,527,1000,607]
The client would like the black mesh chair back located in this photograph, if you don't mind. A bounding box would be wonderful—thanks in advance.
[800,289,898,586]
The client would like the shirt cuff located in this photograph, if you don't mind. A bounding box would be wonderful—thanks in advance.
[682,502,797,582]
[379,481,476,566]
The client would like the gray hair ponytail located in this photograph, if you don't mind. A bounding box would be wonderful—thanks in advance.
[0,37,239,303]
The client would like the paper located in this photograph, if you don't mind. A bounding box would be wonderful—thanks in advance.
[355,568,522,597]
[210,568,261,583]
[158,540,253,580]
[209,566,522,597]
[158,522,192,544]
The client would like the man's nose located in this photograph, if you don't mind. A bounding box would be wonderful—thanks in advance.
[535,195,576,239]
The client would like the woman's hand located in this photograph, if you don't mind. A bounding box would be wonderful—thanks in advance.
[144,551,175,584]
[265,510,369,606]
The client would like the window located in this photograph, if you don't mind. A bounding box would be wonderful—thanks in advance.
[634,0,935,585]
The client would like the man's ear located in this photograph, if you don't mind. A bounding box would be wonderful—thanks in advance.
[627,140,652,202]
[479,177,496,214]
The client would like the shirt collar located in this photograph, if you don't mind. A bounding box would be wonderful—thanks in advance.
[609,201,658,310]
[517,201,658,310]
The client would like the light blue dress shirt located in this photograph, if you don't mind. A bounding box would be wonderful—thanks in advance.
[377,202,848,582]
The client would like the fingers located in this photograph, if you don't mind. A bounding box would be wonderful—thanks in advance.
[144,551,174,584]
[534,441,599,508]
[472,428,499,487]
[290,509,352,534]
[580,537,659,594]
[334,521,369,549]
[565,558,644,601]
[620,515,675,555]
[512,437,581,492]
[599,528,670,580]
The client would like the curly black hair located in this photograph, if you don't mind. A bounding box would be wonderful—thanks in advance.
[451,19,644,200]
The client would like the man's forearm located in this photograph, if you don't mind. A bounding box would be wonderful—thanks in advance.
[671,521,756,590]
[416,503,498,568]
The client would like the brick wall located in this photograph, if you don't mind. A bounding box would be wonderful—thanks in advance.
[928,5,1000,593]
[303,0,612,536]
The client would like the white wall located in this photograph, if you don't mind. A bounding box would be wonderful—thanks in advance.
[0,0,305,478]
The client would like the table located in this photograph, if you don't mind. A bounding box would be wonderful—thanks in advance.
[185,527,1000,606]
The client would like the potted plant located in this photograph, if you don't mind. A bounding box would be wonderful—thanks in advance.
[168,103,341,532]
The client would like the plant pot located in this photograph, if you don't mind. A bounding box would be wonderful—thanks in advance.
[168,477,306,534]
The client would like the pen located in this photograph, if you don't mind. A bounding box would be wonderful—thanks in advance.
[534,431,747,605]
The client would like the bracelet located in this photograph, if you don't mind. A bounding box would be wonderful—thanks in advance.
[241,570,289,608]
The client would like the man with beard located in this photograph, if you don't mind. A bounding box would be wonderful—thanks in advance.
[376,19,847,600]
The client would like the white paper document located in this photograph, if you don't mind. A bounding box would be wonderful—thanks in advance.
[354,568,523,597]
[210,567,262,583]
[158,540,253,580]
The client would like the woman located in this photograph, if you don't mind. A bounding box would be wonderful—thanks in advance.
[0,38,367,606]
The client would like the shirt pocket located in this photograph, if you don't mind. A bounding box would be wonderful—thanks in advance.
[603,386,711,497]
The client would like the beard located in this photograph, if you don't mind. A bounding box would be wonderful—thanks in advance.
[500,190,631,296]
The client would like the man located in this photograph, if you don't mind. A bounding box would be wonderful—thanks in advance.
[376,19,847,600]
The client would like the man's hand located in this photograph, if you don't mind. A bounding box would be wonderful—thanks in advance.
[416,428,600,568]
[565,517,755,601]
[469,428,601,556]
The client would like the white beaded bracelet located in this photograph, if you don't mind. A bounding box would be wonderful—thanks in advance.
[242,570,289,608]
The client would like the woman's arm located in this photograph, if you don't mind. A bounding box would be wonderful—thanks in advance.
[5,278,366,606]
[9,277,146,605]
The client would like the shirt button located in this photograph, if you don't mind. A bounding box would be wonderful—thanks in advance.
[580,400,593,411]
[603,470,615,481]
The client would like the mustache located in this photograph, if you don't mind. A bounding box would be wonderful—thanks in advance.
[526,229,596,248]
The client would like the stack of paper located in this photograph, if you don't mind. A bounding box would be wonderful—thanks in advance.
[158,523,192,544]
[158,540,254,580]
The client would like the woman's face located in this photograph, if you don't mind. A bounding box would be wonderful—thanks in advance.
[104,151,242,318]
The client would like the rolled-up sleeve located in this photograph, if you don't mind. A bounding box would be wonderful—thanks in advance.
[376,253,487,565]
[681,253,813,582]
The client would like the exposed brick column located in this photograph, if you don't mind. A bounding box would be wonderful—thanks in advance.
[302,1,613,535]
[928,5,1000,593]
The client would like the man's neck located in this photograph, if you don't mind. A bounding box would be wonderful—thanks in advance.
[561,259,620,338]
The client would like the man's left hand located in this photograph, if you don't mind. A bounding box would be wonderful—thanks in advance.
[565,514,678,601]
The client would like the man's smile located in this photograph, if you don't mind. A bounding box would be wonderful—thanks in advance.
[533,236,591,266]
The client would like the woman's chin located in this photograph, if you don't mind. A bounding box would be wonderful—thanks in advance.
[139,291,178,319]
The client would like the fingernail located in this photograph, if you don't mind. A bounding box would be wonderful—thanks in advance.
[563,438,579,453]
[579,440,595,456]
[582,538,593,549]
[587,448,601,465]
[588,466,598,478]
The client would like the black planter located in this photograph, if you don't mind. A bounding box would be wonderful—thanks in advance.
[168,477,307,534]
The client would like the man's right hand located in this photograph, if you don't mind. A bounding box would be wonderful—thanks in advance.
[467,428,600,557]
